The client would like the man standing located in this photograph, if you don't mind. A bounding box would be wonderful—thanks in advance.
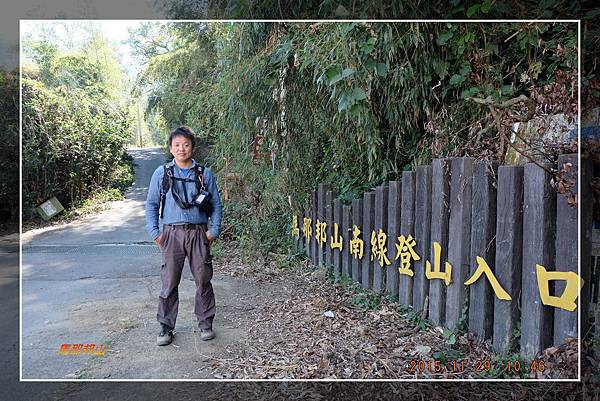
[145,126,223,346]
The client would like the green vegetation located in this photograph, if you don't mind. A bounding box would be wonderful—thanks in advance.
[21,26,135,220]
[397,304,429,332]
[484,353,533,379]
[325,272,387,310]
[131,21,578,263]
[432,348,464,365]
[0,69,19,227]
[21,79,132,218]
[158,0,592,21]
[54,155,135,222]
[350,287,387,310]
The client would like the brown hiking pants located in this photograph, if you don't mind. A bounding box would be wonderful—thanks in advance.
[157,224,215,330]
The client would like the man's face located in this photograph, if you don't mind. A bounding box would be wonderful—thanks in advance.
[170,135,194,165]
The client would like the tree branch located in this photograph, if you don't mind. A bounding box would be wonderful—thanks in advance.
[467,94,534,121]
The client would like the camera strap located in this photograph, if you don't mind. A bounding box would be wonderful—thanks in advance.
[194,164,206,192]
[159,163,207,218]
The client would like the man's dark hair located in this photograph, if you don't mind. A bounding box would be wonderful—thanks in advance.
[168,126,196,148]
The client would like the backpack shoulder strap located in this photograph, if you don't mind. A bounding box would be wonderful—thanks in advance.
[159,164,174,218]
[162,165,172,190]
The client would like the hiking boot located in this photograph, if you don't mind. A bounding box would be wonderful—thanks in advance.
[157,324,174,346]
[199,328,215,341]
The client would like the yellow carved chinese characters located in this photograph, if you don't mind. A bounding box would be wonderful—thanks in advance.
[315,219,327,247]
[330,222,343,251]
[302,217,312,241]
[370,229,391,268]
[536,264,584,312]
[349,225,364,260]
[291,215,300,239]
[394,234,420,276]
[425,241,452,285]
[464,256,511,300]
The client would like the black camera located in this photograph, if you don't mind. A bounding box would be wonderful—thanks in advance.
[195,190,213,213]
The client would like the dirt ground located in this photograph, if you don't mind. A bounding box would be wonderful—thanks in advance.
[12,146,597,401]
[203,245,587,381]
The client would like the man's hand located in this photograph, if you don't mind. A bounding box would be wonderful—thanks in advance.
[206,231,215,246]
[154,233,164,247]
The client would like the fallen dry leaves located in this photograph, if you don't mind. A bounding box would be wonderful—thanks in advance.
[209,247,589,381]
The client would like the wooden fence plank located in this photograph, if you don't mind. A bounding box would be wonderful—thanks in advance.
[429,159,451,326]
[304,207,311,260]
[521,162,556,358]
[445,158,474,331]
[307,154,583,360]
[469,161,498,340]
[342,204,352,279]
[332,199,343,279]
[351,198,364,284]
[413,165,432,314]
[311,189,318,266]
[373,185,389,293]
[553,154,579,345]
[317,184,329,267]
[387,180,402,299]
[493,166,524,353]
[324,190,335,270]
[580,152,593,339]
[399,174,416,306]
[362,192,376,289]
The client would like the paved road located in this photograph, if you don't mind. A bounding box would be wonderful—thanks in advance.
[1,235,62,400]
[19,147,252,386]
[1,147,293,400]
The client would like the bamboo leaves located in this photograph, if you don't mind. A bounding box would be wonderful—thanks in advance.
[437,31,454,46]
[130,20,578,233]
[337,87,367,113]
[359,36,377,54]
[337,87,368,114]
[323,66,355,86]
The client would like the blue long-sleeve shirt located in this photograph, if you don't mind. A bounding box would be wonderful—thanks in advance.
[145,159,223,240]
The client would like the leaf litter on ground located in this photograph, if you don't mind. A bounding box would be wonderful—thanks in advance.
[210,245,585,381]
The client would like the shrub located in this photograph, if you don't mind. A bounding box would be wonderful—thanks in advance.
[22,78,132,218]
[0,68,18,224]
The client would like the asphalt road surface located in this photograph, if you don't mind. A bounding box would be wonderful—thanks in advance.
[6,147,270,400]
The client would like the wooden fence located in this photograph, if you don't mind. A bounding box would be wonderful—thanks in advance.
[291,154,592,359]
